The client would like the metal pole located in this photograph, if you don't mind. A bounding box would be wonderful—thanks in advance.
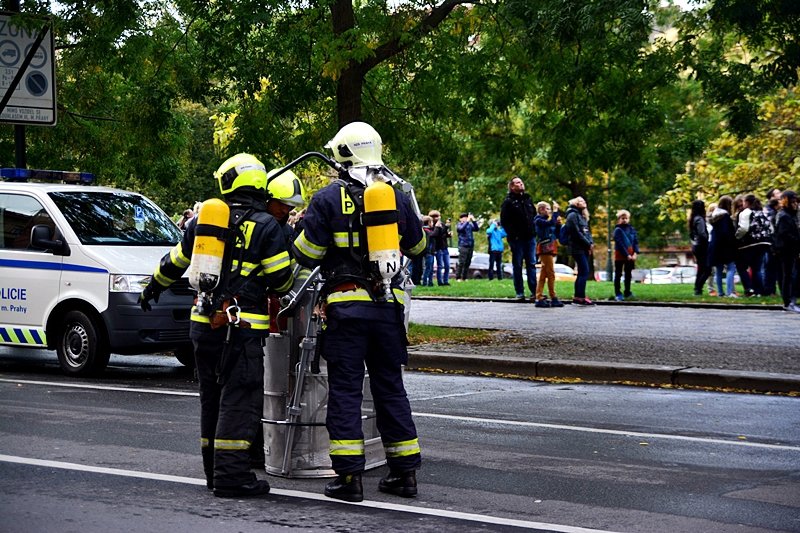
[8,0,26,169]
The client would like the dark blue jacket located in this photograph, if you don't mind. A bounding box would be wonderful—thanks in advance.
[613,223,640,261]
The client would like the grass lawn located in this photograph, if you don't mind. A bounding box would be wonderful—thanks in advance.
[410,278,783,305]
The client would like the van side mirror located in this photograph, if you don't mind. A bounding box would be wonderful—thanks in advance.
[30,224,70,256]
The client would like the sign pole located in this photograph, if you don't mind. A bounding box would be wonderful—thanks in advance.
[6,0,25,168]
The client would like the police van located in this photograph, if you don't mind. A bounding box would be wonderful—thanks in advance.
[0,168,194,375]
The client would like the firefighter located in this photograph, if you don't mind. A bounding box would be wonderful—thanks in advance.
[139,153,294,498]
[292,121,427,502]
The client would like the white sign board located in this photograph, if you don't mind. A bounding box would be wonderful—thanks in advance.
[0,13,56,126]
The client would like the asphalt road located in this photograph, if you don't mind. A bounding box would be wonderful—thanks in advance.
[1,356,799,532]
[408,299,800,375]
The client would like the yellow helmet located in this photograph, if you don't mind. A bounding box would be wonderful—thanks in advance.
[324,121,384,167]
[214,153,267,196]
[267,168,306,207]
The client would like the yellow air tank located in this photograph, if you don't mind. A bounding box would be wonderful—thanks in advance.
[188,198,230,293]
[363,181,400,282]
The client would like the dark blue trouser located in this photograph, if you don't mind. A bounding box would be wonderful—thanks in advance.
[573,253,590,298]
[488,251,504,280]
[322,317,421,475]
[509,238,537,296]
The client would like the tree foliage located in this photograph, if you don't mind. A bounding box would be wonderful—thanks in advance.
[657,86,800,223]
[677,0,800,136]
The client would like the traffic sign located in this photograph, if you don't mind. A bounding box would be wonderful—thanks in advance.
[0,12,56,126]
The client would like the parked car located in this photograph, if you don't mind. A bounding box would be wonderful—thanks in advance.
[449,247,513,279]
[642,266,697,284]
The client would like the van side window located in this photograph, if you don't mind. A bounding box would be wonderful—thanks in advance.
[0,193,55,250]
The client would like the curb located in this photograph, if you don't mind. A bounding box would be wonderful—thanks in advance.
[412,295,785,311]
[406,350,800,394]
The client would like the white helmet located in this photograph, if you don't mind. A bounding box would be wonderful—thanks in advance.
[324,121,384,167]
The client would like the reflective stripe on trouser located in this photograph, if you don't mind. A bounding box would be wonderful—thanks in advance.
[323,316,421,474]
[191,322,264,488]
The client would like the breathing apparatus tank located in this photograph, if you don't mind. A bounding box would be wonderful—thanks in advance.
[362,180,400,299]
[188,198,230,313]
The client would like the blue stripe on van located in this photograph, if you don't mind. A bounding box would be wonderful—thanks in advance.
[0,327,46,346]
[30,329,44,344]
[0,258,107,274]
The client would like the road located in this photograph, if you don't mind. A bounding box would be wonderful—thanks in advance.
[1,351,799,532]
[408,299,800,374]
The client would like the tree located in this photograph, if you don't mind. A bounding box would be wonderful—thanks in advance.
[677,0,800,136]
[657,86,800,223]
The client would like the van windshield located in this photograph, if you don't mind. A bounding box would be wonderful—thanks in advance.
[49,190,182,245]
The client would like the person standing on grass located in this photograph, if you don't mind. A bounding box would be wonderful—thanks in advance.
[612,209,639,301]
[533,201,563,307]
[689,200,712,296]
[708,195,738,298]
[564,196,595,305]
[485,219,507,281]
[500,176,537,300]
[455,212,479,282]
[773,190,800,313]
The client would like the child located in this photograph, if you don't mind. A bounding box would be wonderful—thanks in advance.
[533,201,564,307]
[613,209,639,301]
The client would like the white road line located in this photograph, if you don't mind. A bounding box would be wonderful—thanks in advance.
[415,413,800,452]
[0,454,618,533]
[0,377,198,396]
[3,377,798,452]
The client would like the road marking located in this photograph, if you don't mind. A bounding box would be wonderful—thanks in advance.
[414,412,800,452]
[0,377,197,396]
[0,454,618,533]
[3,377,799,452]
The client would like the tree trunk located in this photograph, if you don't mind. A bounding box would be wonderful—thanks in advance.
[337,66,365,127]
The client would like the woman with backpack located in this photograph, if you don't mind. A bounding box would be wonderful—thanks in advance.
[734,194,772,296]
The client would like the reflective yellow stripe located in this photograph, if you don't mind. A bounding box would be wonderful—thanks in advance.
[235,260,259,276]
[294,230,326,260]
[170,244,191,268]
[0,326,46,346]
[273,274,293,293]
[190,309,270,330]
[153,264,177,287]
[384,438,420,457]
[333,231,360,247]
[214,439,251,450]
[330,439,365,456]
[200,438,210,448]
[262,250,291,274]
[407,236,426,257]
[326,288,407,305]
[327,289,373,304]
[239,311,269,330]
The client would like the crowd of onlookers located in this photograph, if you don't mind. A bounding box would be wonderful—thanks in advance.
[409,179,800,314]
[690,188,800,312]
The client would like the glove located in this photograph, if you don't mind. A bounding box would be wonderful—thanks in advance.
[139,283,162,312]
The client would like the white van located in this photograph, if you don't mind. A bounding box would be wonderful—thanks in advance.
[0,169,194,375]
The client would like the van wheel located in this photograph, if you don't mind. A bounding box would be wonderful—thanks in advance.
[56,310,110,376]
[173,346,195,369]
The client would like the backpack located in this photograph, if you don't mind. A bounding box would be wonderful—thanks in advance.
[558,223,570,246]
[747,210,772,244]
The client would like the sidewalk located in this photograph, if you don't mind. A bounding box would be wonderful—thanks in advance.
[406,297,800,395]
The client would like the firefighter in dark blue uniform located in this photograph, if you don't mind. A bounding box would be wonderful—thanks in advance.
[292,122,427,502]
[139,153,294,498]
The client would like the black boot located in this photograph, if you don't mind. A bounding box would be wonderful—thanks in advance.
[213,479,271,498]
[324,473,363,502]
[378,470,417,497]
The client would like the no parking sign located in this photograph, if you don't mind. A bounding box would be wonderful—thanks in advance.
[0,12,56,126]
